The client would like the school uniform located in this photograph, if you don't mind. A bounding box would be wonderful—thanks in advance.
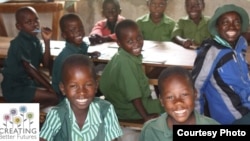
[171,15,211,46]
[99,48,164,120]
[51,41,88,100]
[1,31,43,102]
[136,14,175,41]
[139,111,219,141]
[40,97,122,141]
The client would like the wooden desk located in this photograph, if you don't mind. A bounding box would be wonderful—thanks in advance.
[0,2,64,40]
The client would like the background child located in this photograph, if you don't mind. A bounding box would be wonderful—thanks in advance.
[52,13,100,101]
[139,66,219,141]
[1,6,58,109]
[192,4,250,124]
[40,54,122,141]
[89,0,125,45]
[136,0,175,41]
[99,19,164,122]
[171,0,211,49]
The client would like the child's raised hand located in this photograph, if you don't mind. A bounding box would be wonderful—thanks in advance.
[41,27,52,41]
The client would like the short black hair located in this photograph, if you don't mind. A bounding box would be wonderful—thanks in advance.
[15,6,37,23]
[61,54,96,83]
[158,66,194,94]
[102,0,120,9]
[59,13,83,32]
[115,19,138,41]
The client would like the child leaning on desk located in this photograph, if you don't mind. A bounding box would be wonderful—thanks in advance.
[88,0,125,45]
[40,54,122,141]
[171,0,211,49]
[1,6,58,109]
[51,13,100,101]
[139,66,219,141]
[136,0,175,41]
[99,19,164,122]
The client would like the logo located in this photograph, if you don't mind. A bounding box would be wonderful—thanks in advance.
[0,103,39,141]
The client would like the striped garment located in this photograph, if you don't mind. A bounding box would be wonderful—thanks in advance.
[40,98,122,141]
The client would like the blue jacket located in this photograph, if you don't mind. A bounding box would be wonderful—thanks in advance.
[192,36,250,124]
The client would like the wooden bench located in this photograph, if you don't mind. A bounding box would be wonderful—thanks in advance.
[119,119,144,131]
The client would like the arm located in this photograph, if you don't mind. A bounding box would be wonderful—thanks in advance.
[132,98,159,122]
[172,36,194,49]
[41,27,53,69]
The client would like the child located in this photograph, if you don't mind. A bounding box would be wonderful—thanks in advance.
[99,19,164,122]
[136,0,175,41]
[1,6,58,109]
[40,54,122,141]
[139,66,219,141]
[171,0,211,49]
[192,4,250,124]
[52,13,100,101]
[89,0,125,45]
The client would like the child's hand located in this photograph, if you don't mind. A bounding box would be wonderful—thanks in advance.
[88,51,101,59]
[41,27,52,41]
[182,39,193,49]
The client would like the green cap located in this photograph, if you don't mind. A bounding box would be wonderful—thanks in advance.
[208,4,249,36]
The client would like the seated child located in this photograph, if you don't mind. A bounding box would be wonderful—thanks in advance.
[192,4,250,124]
[136,0,175,41]
[1,6,58,109]
[52,13,100,101]
[89,0,125,45]
[139,66,219,141]
[99,19,164,122]
[40,54,122,141]
[171,0,211,49]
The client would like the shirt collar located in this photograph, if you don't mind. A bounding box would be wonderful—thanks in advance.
[118,48,143,64]
[19,30,39,41]
[65,41,89,53]
[141,14,172,25]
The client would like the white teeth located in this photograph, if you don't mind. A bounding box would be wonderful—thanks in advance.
[76,99,87,103]
[226,31,236,36]
[174,109,186,114]
[32,29,41,33]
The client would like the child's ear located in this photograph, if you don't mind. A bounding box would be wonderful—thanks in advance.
[61,32,67,40]
[59,82,66,96]
[117,8,122,15]
[116,40,121,47]
[159,95,164,107]
[16,23,21,30]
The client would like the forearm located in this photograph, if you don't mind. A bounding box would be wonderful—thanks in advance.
[132,98,148,120]
[42,39,51,68]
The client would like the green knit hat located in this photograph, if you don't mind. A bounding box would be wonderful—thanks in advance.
[208,4,249,36]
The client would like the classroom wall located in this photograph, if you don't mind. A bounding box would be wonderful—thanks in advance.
[76,0,250,36]
[3,0,250,38]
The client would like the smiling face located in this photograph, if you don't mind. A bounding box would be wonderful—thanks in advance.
[160,74,196,124]
[16,8,40,36]
[102,1,121,24]
[62,18,85,47]
[148,0,167,20]
[185,0,204,23]
[60,65,97,113]
[216,11,242,47]
[116,25,144,56]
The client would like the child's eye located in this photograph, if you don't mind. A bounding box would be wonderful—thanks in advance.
[166,96,174,101]
[69,84,77,89]
[86,83,94,87]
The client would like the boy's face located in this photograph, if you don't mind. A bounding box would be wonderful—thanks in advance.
[62,18,85,47]
[148,0,167,19]
[102,2,121,24]
[60,65,97,112]
[16,10,40,36]
[159,74,196,124]
[185,0,204,21]
[216,12,242,46]
[117,26,143,56]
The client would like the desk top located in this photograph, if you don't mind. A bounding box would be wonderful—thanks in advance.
[0,36,197,69]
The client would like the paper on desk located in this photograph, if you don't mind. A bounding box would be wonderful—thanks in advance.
[143,52,166,64]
